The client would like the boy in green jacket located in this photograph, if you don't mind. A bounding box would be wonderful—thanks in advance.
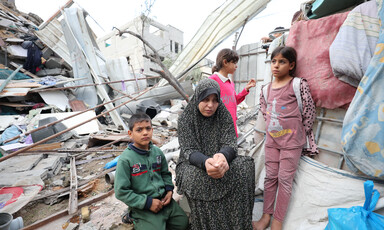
[114,113,189,230]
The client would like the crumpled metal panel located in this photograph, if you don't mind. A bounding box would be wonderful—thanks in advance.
[159,0,271,86]
[35,19,71,65]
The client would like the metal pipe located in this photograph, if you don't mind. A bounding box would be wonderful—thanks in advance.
[237,126,265,145]
[315,108,325,143]
[24,149,121,154]
[317,146,344,156]
[316,116,343,124]
[105,171,115,184]
[96,136,130,150]
[0,65,22,92]
[38,0,74,30]
[29,76,160,92]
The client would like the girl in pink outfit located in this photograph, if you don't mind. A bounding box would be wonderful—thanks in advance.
[209,48,256,137]
[253,46,318,230]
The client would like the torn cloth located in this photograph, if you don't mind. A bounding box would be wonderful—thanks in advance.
[286,11,356,109]
[23,42,42,74]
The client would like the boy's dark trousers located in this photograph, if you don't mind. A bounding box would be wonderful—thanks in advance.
[130,199,189,230]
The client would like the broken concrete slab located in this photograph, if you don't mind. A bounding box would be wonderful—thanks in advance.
[45,56,71,70]
[38,111,99,135]
[41,46,53,60]
[0,15,16,28]
[5,38,24,43]
[62,141,77,149]
[0,170,46,186]
[160,137,179,154]
[33,155,62,172]
[164,150,180,162]
[169,103,184,114]
[7,45,27,57]
[152,110,170,123]
[35,68,68,77]
[0,154,44,173]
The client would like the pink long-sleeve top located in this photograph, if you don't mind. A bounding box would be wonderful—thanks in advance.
[259,78,318,156]
[209,73,249,137]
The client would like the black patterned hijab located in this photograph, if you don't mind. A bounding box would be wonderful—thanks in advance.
[178,78,237,162]
[176,78,237,200]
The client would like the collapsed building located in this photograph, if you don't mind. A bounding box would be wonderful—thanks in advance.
[0,0,384,229]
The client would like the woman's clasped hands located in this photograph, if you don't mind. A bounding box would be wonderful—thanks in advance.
[205,153,229,179]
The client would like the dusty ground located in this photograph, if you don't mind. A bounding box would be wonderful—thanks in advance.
[12,126,174,229]
[13,153,119,228]
[11,107,256,229]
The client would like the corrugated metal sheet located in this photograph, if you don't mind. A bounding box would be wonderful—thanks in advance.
[158,0,271,86]
[35,19,71,65]
[235,42,267,107]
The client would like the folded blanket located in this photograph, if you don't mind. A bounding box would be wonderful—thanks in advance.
[330,0,380,87]
[341,0,384,179]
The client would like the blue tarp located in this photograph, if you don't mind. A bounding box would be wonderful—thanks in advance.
[0,69,30,80]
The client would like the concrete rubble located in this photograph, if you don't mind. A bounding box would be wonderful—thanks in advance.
[0,2,259,230]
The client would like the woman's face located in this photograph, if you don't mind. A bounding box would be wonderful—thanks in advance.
[198,94,219,117]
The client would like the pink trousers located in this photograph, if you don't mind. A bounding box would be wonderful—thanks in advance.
[263,147,302,222]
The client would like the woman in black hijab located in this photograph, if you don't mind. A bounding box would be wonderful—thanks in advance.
[176,78,255,230]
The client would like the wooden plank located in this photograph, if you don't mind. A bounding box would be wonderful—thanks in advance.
[0,102,34,107]
[38,0,74,30]
[2,81,42,88]
[0,87,29,97]
[28,77,88,92]
[10,62,39,79]
[68,157,78,215]
[23,189,114,230]
[75,154,113,166]
[28,142,62,152]
[0,65,22,92]
[31,166,116,202]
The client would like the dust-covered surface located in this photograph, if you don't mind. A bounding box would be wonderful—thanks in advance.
[9,104,258,229]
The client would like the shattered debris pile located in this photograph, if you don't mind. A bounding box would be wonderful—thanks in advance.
[0,2,195,229]
[0,1,263,229]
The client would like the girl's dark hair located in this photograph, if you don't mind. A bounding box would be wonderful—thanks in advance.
[211,48,239,73]
[271,46,297,76]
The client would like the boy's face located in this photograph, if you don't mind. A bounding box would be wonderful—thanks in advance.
[128,120,153,150]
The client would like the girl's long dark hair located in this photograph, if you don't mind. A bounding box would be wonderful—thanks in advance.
[211,48,239,73]
[271,46,297,76]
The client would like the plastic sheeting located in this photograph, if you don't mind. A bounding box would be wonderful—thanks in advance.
[62,8,127,130]
[105,57,147,113]
[251,142,384,229]
[159,0,271,86]
[341,0,384,179]
[284,157,384,230]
